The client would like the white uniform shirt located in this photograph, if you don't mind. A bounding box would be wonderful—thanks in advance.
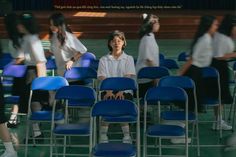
[213,32,235,57]
[192,33,213,67]
[97,52,136,93]
[22,34,46,66]
[8,40,24,59]
[50,31,87,76]
[135,33,159,83]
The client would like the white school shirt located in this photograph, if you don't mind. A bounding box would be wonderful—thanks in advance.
[97,52,136,94]
[50,31,87,76]
[22,34,46,66]
[212,32,235,57]
[192,33,213,67]
[8,40,24,59]
[135,33,159,83]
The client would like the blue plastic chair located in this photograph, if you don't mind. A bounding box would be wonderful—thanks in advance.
[98,77,140,156]
[51,85,96,157]
[79,52,96,67]
[91,100,139,157]
[25,76,68,157]
[137,66,170,80]
[143,86,189,157]
[201,67,223,139]
[89,59,99,71]
[1,65,27,115]
[160,59,179,70]
[158,76,200,156]
[159,53,165,61]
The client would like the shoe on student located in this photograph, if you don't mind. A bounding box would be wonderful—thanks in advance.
[7,121,18,128]
[212,120,232,131]
[170,137,191,144]
[122,135,132,144]
[0,151,17,157]
[99,134,108,143]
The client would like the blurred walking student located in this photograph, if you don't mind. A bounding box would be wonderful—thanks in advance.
[136,13,160,98]
[210,14,236,131]
[0,41,17,157]
[17,13,48,139]
[48,12,87,77]
[97,30,136,143]
[4,12,25,128]
[179,15,218,112]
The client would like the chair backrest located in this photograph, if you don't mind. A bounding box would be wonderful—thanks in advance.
[80,52,96,67]
[160,59,179,69]
[159,76,195,89]
[201,67,219,78]
[64,67,97,80]
[99,77,137,91]
[137,66,170,79]
[2,64,27,78]
[91,100,137,117]
[145,86,188,104]
[31,76,68,91]
[55,85,96,102]
[46,58,57,70]
[89,59,99,71]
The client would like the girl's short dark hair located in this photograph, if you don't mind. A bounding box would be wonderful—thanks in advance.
[20,12,39,35]
[107,30,127,51]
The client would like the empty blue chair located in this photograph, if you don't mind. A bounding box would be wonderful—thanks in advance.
[25,76,68,157]
[51,85,96,157]
[137,66,170,80]
[201,67,223,139]
[91,100,139,157]
[160,59,179,70]
[158,76,200,156]
[143,86,189,157]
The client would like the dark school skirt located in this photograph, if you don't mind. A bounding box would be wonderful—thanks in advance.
[183,65,204,112]
[138,81,156,99]
[0,80,8,124]
[210,58,233,104]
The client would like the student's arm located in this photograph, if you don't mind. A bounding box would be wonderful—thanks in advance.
[36,62,46,77]
[65,52,83,70]
[179,58,193,75]
[215,52,236,60]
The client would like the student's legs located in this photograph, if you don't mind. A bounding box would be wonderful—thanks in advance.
[0,124,17,157]
[100,122,109,143]
[121,123,132,143]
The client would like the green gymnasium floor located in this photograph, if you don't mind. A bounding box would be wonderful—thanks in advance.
[1,39,236,157]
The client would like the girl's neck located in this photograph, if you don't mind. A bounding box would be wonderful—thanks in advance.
[111,50,122,59]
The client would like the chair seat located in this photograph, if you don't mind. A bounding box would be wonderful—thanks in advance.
[68,99,94,107]
[161,111,196,121]
[147,124,185,136]
[92,143,136,157]
[30,111,64,121]
[103,115,137,122]
[54,123,90,135]
[4,96,20,104]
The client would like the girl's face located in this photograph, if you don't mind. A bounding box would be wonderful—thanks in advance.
[17,24,27,34]
[231,26,236,39]
[152,18,160,33]
[50,20,59,33]
[110,36,124,52]
[208,20,219,35]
